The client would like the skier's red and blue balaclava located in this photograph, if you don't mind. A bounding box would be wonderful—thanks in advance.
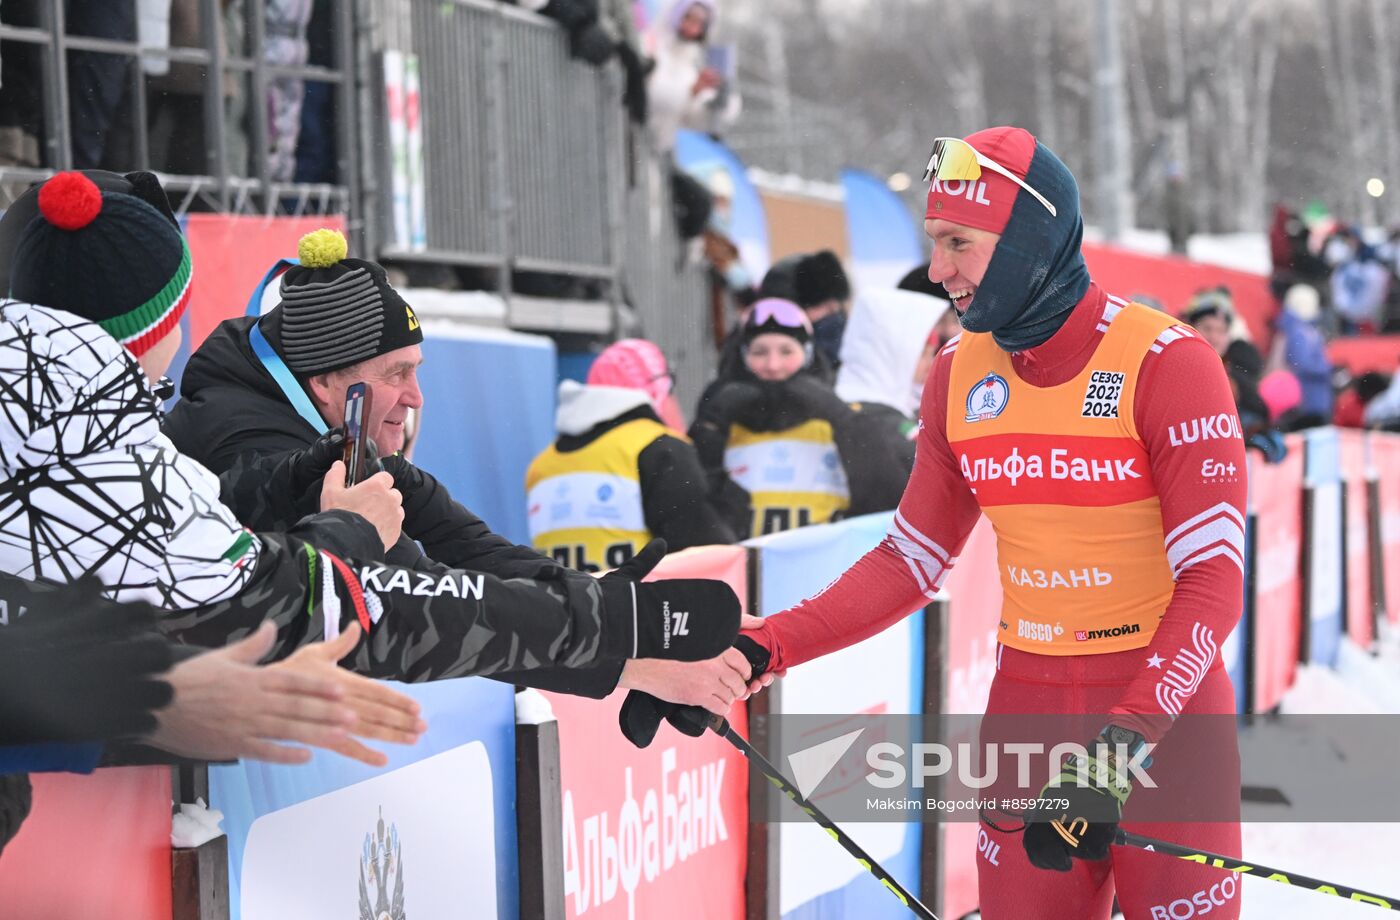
[925,126,1091,353]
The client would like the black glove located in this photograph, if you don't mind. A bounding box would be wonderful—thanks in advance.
[596,539,741,663]
[289,429,387,499]
[618,633,770,748]
[782,374,853,424]
[1023,726,1146,871]
[696,381,764,431]
[617,42,649,124]
[0,577,175,744]
[1246,429,1288,464]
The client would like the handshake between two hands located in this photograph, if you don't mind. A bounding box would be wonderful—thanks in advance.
[615,617,780,749]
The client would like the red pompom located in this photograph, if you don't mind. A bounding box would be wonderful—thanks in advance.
[37,171,103,231]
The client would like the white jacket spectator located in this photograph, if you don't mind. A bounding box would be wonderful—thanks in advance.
[645,0,740,153]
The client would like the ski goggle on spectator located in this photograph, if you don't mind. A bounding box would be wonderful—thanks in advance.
[922,137,1058,218]
[748,298,813,333]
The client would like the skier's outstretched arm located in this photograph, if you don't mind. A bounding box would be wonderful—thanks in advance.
[744,345,982,672]
[161,533,742,684]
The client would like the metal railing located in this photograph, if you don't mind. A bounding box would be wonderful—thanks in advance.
[1,0,714,403]
[0,0,358,219]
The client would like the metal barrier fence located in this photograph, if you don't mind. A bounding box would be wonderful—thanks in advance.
[1,0,714,406]
[0,0,357,217]
[384,0,713,405]
[623,160,714,415]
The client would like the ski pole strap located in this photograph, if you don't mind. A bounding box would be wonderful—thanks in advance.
[1115,830,1399,911]
[711,720,941,920]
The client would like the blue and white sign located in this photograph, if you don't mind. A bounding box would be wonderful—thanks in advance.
[1303,428,1344,667]
[747,513,926,920]
[211,677,518,920]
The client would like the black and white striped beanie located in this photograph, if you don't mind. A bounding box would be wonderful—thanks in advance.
[266,229,422,376]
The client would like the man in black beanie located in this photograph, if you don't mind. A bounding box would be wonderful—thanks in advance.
[791,249,851,367]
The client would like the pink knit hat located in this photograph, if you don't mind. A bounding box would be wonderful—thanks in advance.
[588,339,685,430]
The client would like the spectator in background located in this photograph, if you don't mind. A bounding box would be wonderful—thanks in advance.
[1361,365,1400,430]
[833,289,942,511]
[792,249,851,367]
[1329,231,1390,335]
[526,339,734,572]
[0,0,43,168]
[148,0,248,178]
[293,0,337,184]
[265,0,314,182]
[1270,282,1334,427]
[65,0,139,168]
[1163,160,1191,255]
[1334,371,1391,428]
[644,0,739,155]
[1184,291,1284,462]
[690,298,863,538]
[897,262,948,302]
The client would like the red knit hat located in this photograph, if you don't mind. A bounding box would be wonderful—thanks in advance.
[924,126,1038,235]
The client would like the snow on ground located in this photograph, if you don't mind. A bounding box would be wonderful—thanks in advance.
[1243,622,1400,918]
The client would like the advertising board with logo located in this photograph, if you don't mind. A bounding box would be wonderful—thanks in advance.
[211,677,517,920]
[0,767,172,920]
[936,518,1003,920]
[747,513,928,920]
[543,545,752,920]
[1250,441,1304,711]
[1374,433,1400,625]
[1339,429,1374,648]
[1303,428,1344,666]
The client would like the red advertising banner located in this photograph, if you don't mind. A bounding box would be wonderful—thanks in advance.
[1250,444,1305,712]
[1081,243,1275,347]
[1374,433,1400,625]
[1327,335,1400,378]
[1338,429,1374,648]
[0,767,172,920]
[936,518,1002,920]
[183,214,348,350]
[544,546,751,920]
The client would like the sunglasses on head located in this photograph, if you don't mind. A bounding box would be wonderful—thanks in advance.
[923,136,1057,218]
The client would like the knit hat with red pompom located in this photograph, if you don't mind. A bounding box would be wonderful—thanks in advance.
[9,171,192,356]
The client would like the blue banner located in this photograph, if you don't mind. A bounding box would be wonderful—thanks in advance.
[412,326,557,545]
[675,129,771,280]
[1303,428,1344,667]
[840,169,924,294]
[210,677,518,920]
[747,514,926,920]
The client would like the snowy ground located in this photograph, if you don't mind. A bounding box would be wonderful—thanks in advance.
[1240,623,1400,919]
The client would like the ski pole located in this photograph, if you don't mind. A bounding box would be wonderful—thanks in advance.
[702,714,941,920]
[1115,830,1400,911]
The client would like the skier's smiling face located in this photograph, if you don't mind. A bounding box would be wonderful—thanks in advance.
[925,219,1000,315]
[310,345,425,455]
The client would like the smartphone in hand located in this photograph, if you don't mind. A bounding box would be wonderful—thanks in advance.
[342,382,373,487]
